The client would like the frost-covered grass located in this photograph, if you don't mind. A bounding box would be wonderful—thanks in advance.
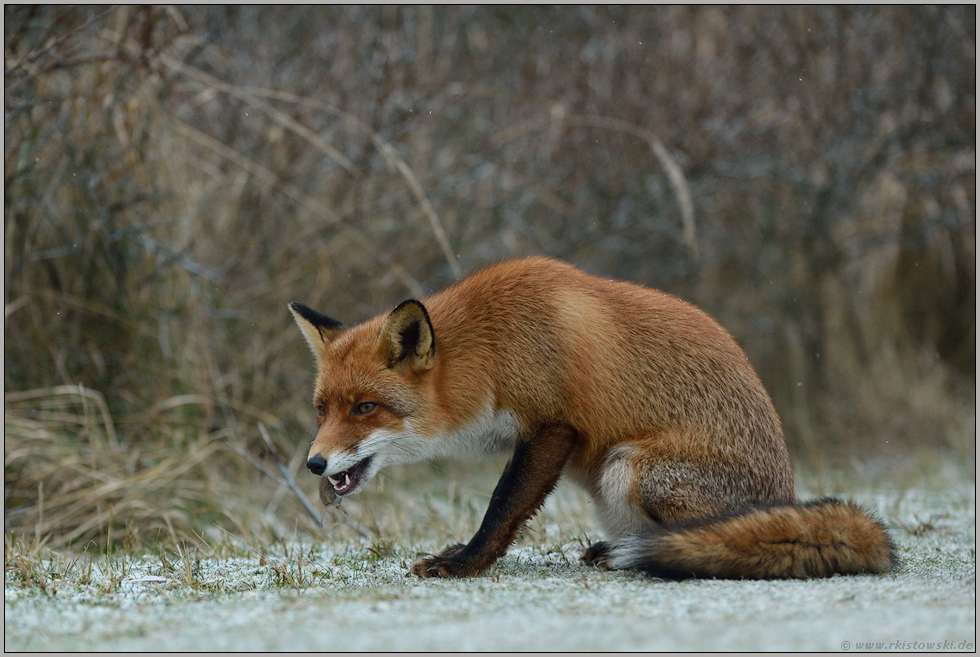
[4,475,975,652]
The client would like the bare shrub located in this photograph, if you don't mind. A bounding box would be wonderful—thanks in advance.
[4,6,974,546]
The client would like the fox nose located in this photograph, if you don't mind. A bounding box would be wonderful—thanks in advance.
[307,453,327,476]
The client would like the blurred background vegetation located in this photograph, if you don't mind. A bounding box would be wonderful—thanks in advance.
[4,6,975,550]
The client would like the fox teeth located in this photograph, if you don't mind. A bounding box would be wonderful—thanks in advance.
[327,474,340,486]
[343,473,350,488]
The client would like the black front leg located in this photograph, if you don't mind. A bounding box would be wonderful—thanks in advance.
[410,424,577,577]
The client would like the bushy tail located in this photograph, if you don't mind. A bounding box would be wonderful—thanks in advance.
[607,498,896,580]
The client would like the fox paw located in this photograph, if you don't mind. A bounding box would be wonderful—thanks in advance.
[581,541,613,569]
[409,544,485,578]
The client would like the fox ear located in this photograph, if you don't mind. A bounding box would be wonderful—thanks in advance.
[289,302,344,363]
[379,300,435,374]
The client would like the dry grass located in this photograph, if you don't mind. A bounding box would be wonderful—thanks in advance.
[4,7,974,550]
[6,386,232,549]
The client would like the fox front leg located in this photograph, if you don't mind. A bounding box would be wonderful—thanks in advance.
[410,424,577,578]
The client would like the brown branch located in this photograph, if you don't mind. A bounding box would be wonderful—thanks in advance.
[156,53,462,279]
[171,119,425,298]
[493,114,698,263]
[257,422,321,526]
[257,423,370,538]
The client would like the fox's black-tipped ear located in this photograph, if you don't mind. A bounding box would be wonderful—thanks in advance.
[378,299,435,374]
[289,302,345,363]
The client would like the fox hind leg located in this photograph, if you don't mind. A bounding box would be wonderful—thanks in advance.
[582,444,658,568]
[583,442,766,569]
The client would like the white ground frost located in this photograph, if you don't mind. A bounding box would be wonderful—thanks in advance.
[5,486,975,651]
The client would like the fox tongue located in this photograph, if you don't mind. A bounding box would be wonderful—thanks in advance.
[325,456,373,496]
[326,460,363,495]
[327,472,351,494]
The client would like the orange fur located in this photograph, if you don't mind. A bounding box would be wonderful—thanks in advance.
[290,257,894,579]
[604,499,896,579]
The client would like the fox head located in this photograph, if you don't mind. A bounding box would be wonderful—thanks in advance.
[288,299,439,500]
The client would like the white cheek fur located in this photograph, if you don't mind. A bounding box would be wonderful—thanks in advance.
[362,405,522,469]
[436,406,523,458]
[325,404,523,496]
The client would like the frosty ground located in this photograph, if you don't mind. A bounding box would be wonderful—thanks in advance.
[5,482,975,652]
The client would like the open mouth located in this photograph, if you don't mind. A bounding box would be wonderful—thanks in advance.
[326,455,373,496]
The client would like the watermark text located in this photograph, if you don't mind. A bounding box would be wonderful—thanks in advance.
[841,640,974,651]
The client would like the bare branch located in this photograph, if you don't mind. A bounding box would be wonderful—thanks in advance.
[493,114,698,263]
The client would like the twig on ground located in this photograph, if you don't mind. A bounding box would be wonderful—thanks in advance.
[255,423,371,538]
[257,422,322,527]
[223,440,287,487]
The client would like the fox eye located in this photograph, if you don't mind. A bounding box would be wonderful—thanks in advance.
[315,405,325,417]
[353,402,377,416]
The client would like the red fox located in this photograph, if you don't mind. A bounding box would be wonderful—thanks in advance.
[289,256,895,579]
